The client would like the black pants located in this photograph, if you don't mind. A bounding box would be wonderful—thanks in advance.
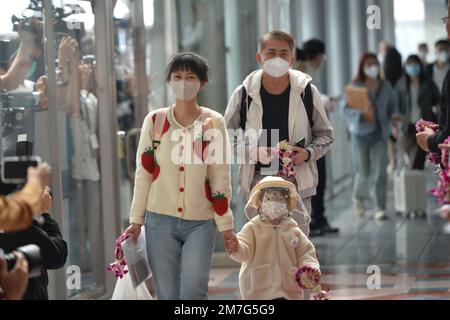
[311,156,327,227]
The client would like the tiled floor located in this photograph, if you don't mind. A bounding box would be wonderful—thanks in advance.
[209,165,450,300]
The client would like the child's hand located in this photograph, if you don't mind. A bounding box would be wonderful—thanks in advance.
[222,230,238,254]
[296,265,321,289]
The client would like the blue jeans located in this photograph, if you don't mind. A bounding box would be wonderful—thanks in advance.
[350,134,388,210]
[145,211,216,300]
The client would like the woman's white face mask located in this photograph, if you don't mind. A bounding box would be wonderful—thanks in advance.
[171,80,201,101]
[364,65,380,79]
[262,57,290,78]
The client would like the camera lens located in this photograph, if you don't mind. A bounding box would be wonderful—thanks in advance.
[5,244,42,278]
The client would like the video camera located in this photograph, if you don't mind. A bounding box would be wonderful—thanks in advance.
[0,245,42,278]
[0,90,42,135]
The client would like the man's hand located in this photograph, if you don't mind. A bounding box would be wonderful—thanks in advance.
[35,75,48,109]
[0,253,29,300]
[27,163,51,189]
[292,146,309,165]
[79,63,92,91]
[58,36,79,68]
[41,186,53,214]
[416,128,435,152]
[221,230,238,254]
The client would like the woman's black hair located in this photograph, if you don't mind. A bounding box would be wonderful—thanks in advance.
[166,52,209,83]
[405,54,427,89]
[384,47,403,86]
[303,39,326,60]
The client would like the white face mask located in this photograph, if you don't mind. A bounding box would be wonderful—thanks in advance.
[419,51,427,61]
[262,57,290,78]
[438,51,449,64]
[364,65,380,79]
[260,199,289,221]
[171,80,201,101]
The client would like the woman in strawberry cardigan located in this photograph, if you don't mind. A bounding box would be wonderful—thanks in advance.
[125,52,236,300]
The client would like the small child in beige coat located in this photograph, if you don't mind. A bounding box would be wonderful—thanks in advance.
[228,176,321,300]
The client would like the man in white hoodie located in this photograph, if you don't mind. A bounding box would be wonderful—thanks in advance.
[224,31,335,232]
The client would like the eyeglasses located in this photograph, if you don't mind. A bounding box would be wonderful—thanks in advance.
[442,16,449,24]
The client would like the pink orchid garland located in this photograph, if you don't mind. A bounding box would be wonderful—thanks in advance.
[295,265,329,300]
[431,136,450,204]
[416,119,450,204]
[106,232,131,279]
[415,119,441,168]
[276,140,296,177]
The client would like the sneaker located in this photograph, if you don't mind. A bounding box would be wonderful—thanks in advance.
[353,198,365,217]
[374,210,388,221]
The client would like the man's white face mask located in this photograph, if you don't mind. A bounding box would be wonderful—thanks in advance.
[171,80,201,101]
[262,57,290,78]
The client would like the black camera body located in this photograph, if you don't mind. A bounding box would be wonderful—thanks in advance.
[2,244,42,278]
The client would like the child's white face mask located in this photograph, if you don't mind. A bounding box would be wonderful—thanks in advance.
[260,200,289,221]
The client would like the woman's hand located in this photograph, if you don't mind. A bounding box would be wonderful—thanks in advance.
[221,230,238,254]
[361,106,375,123]
[125,224,142,240]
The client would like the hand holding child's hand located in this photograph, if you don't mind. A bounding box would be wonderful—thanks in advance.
[222,230,238,254]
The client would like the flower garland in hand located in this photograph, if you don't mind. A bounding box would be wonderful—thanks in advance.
[295,265,329,300]
[106,232,131,279]
[276,140,296,177]
[431,136,450,204]
[416,119,450,203]
[415,119,440,167]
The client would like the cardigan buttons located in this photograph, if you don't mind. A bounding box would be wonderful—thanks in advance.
[179,187,185,192]
[179,166,185,172]
[178,208,183,213]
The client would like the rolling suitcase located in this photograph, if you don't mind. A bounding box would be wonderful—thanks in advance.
[393,126,427,218]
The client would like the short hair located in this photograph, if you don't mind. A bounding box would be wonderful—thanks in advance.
[296,47,307,62]
[258,30,295,52]
[418,43,428,50]
[303,39,326,60]
[435,39,449,48]
[166,52,209,83]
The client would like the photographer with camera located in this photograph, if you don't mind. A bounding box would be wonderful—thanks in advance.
[0,184,67,300]
[0,18,42,92]
[0,163,50,232]
[0,250,29,300]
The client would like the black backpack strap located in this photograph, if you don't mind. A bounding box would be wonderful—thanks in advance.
[301,82,314,128]
[239,86,252,130]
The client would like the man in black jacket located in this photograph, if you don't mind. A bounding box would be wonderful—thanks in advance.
[417,3,450,153]
[0,186,67,300]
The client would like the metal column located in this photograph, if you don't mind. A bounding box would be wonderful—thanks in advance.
[131,0,149,127]
[94,0,122,297]
[43,0,67,300]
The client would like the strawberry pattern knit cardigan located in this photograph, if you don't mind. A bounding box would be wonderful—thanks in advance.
[129,106,235,232]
